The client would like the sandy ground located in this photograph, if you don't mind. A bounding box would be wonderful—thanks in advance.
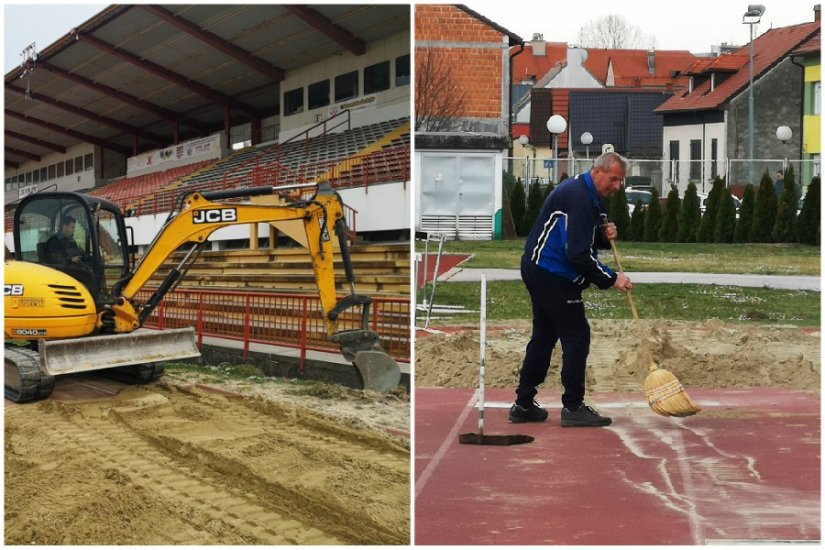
[5,379,409,545]
[416,319,820,392]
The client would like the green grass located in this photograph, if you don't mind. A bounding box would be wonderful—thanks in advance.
[420,240,821,275]
[164,362,264,382]
[425,281,821,327]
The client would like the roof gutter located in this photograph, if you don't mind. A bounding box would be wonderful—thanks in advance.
[509,42,526,148]
[789,53,807,164]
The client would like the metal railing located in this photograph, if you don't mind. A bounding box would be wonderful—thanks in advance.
[506,156,821,197]
[138,287,410,370]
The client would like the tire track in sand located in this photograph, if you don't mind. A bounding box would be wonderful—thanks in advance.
[108,387,410,544]
[35,405,341,545]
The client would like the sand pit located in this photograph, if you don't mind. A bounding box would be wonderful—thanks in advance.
[416,319,820,392]
[5,381,409,545]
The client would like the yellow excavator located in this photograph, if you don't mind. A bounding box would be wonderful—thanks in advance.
[4,183,401,403]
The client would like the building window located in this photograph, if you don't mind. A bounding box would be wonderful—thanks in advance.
[32,170,40,183]
[813,82,821,116]
[710,138,718,179]
[335,70,358,102]
[284,87,304,116]
[364,60,390,94]
[40,167,47,181]
[74,156,83,173]
[65,160,74,176]
[308,79,330,110]
[669,140,679,182]
[84,153,93,171]
[395,54,410,86]
[48,164,56,180]
[57,162,64,178]
[689,139,701,181]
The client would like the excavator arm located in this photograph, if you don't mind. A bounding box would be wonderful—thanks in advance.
[104,183,400,391]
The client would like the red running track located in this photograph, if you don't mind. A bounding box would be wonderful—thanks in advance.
[415,387,820,545]
[416,253,470,289]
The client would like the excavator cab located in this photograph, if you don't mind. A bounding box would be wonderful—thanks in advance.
[14,191,131,306]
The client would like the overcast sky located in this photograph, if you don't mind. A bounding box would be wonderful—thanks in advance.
[4,2,819,74]
[460,1,819,53]
[4,4,104,73]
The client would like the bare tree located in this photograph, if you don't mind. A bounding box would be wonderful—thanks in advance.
[415,47,466,132]
[577,15,656,49]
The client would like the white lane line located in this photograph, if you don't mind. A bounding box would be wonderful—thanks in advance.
[414,391,477,499]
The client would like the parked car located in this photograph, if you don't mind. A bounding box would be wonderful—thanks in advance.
[697,192,741,215]
[625,187,653,215]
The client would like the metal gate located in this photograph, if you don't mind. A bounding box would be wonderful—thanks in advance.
[419,153,494,240]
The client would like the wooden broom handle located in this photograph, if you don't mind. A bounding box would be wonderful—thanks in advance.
[609,239,657,370]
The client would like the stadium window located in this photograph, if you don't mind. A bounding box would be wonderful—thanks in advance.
[74,156,83,173]
[57,162,64,178]
[65,160,74,176]
[48,164,56,180]
[335,70,358,102]
[84,153,93,170]
[395,54,410,86]
[308,79,330,110]
[364,60,390,94]
[284,87,304,116]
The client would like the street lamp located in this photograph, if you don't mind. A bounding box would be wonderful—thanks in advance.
[518,134,534,184]
[743,4,765,185]
[546,114,567,183]
[776,125,792,170]
[580,131,593,161]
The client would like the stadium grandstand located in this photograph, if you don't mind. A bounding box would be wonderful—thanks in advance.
[4,5,412,385]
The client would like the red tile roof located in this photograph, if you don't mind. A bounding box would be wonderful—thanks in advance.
[657,22,819,113]
[793,30,821,55]
[511,43,697,89]
[684,54,749,74]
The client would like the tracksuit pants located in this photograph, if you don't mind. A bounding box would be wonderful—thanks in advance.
[515,259,590,411]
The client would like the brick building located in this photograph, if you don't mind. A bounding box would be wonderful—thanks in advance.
[414,4,522,240]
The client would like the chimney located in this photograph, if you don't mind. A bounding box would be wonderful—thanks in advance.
[815,4,821,22]
[648,48,655,75]
[531,33,546,56]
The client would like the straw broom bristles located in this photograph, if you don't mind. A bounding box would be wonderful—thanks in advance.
[644,363,701,417]
[609,239,700,417]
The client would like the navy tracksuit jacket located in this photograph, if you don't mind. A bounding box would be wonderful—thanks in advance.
[515,171,617,410]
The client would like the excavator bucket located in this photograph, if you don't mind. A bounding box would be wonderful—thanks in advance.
[352,350,402,393]
[38,327,200,376]
[331,329,401,392]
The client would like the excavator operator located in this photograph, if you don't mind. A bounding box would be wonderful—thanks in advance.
[45,215,86,266]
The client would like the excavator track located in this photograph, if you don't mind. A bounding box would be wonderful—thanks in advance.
[105,363,166,385]
[5,346,55,403]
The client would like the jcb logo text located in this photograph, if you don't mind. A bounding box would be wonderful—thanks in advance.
[4,284,24,296]
[193,208,238,224]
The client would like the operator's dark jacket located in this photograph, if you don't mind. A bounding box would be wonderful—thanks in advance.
[522,171,616,288]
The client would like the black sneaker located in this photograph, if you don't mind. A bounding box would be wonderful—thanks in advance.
[561,404,612,427]
[509,402,549,423]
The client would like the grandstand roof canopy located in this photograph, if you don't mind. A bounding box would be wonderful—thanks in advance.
[4,4,410,168]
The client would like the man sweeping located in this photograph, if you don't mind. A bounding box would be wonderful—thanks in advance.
[510,152,633,427]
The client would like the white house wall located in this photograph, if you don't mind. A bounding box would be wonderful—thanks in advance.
[662,121,726,195]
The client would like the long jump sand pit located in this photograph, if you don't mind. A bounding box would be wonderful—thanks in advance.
[416,319,820,393]
[5,380,409,545]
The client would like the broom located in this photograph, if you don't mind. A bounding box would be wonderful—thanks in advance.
[609,239,701,417]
